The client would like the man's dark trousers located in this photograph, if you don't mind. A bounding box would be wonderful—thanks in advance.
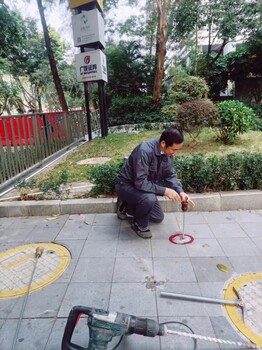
[115,183,164,228]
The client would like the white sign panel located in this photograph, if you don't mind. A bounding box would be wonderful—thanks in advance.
[72,9,105,48]
[75,50,107,82]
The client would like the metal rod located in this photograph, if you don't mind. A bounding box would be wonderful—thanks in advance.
[160,291,241,306]
[11,247,44,350]
[181,211,185,240]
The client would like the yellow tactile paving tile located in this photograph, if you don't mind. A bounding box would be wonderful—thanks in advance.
[0,243,71,298]
[224,273,262,347]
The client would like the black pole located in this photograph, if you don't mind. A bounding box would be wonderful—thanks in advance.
[84,82,92,141]
[98,81,108,137]
[81,45,92,141]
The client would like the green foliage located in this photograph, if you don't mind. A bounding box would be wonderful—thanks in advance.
[175,99,218,141]
[108,96,166,126]
[89,159,124,196]
[105,41,154,98]
[160,104,179,121]
[167,76,209,104]
[88,152,262,195]
[214,100,256,144]
[175,152,262,192]
[249,104,262,131]
[227,30,262,83]
[14,170,68,198]
[37,169,68,196]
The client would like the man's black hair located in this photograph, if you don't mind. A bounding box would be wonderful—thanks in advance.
[160,127,184,147]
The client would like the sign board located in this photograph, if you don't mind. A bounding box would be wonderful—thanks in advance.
[72,9,105,48]
[75,50,107,82]
[70,0,103,11]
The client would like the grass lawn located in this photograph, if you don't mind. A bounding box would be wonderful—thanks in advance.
[35,128,262,184]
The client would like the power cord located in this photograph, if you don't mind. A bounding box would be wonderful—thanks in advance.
[159,321,197,350]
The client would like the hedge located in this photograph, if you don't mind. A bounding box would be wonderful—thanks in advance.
[88,152,262,195]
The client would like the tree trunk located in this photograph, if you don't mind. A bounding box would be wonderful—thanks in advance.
[152,0,169,102]
[36,0,68,112]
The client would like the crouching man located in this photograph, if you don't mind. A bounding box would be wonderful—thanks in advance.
[115,127,195,238]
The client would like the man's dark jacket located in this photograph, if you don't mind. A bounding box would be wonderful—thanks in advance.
[116,137,184,195]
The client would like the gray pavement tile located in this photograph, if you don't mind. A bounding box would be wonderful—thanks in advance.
[0,318,54,350]
[184,223,214,238]
[228,256,262,273]
[93,213,121,226]
[230,210,262,223]
[68,213,95,223]
[0,217,13,228]
[150,224,178,240]
[44,318,67,350]
[87,225,120,240]
[180,211,208,224]
[210,316,251,350]
[34,215,68,228]
[0,296,20,318]
[55,221,91,240]
[24,227,61,243]
[0,241,20,253]
[218,237,262,256]
[109,282,157,316]
[157,282,206,317]
[45,317,90,350]
[0,227,34,243]
[186,238,225,257]
[56,240,85,259]
[161,212,180,226]
[80,239,118,258]
[239,222,262,238]
[209,222,247,238]
[113,257,153,283]
[198,282,225,317]
[191,257,234,282]
[159,316,220,349]
[151,239,188,258]
[153,257,197,282]
[58,282,111,317]
[9,283,68,318]
[202,212,234,224]
[116,239,152,258]
[71,257,115,283]
[55,259,78,283]
[119,225,139,240]
[251,236,262,253]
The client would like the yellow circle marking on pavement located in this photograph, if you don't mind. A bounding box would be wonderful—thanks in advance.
[0,243,71,299]
[224,273,262,347]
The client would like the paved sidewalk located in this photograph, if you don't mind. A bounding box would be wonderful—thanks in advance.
[0,209,262,349]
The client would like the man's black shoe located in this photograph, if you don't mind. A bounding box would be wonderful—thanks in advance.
[131,220,152,239]
[116,197,128,220]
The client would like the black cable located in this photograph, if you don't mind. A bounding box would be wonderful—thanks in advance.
[110,334,124,350]
[159,321,197,350]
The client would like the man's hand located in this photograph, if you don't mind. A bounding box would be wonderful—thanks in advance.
[164,188,181,201]
[179,192,195,208]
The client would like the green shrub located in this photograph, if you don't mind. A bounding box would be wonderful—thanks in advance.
[88,152,262,195]
[168,76,209,104]
[108,96,166,126]
[175,99,219,141]
[88,159,124,196]
[249,104,262,130]
[214,100,256,143]
[174,152,262,192]
[160,104,179,121]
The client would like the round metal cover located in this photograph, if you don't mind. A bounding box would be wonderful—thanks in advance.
[224,273,262,347]
[0,243,71,299]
